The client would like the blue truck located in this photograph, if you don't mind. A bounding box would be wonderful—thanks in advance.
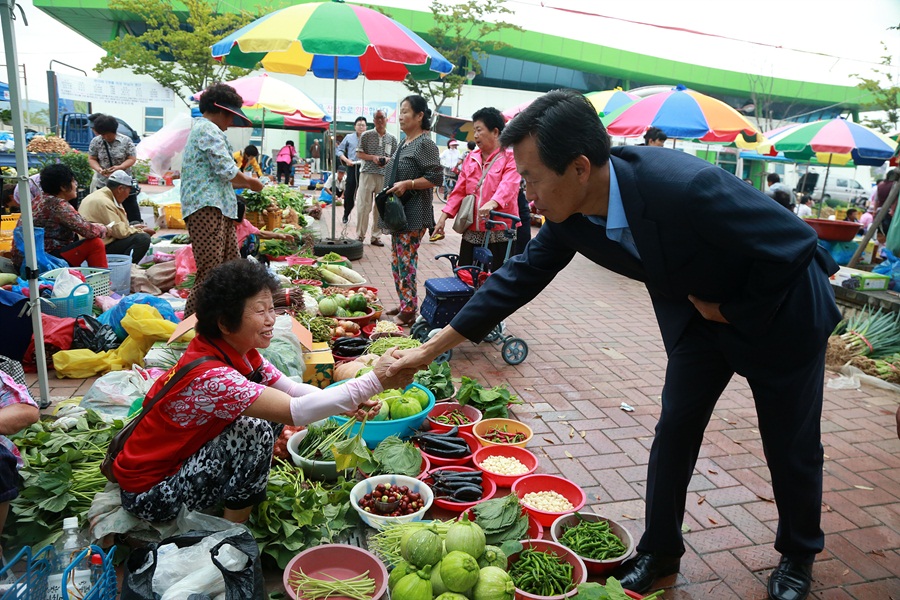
[0,113,141,169]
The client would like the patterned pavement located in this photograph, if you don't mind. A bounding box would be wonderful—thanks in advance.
[26,200,900,598]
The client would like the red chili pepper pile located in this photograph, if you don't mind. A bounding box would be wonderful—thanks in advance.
[483,426,526,443]
[433,409,472,425]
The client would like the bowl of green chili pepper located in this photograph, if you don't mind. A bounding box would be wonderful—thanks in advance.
[507,538,587,599]
[426,402,482,434]
[550,512,635,575]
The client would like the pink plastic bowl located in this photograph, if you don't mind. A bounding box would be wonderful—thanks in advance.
[508,539,587,600]
[472,445,539,488]
[283,544,388,600]
[511,475,587,527]
[426,402,482,434]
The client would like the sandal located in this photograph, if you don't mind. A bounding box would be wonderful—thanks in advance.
[394,310,417,326]
[384,307,401,316]
[429,233,444,242]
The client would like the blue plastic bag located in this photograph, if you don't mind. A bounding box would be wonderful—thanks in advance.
[873,249,900,291]
[14,226,67,276]
[97,293,180,341]
[319,188,333,204]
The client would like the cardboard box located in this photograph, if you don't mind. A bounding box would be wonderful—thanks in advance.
[832,266,890,291]
[303,341,334,389]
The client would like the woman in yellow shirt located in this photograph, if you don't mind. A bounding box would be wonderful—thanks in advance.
[233,145,263,177]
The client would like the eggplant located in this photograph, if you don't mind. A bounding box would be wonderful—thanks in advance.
[448,485,484,502]
[423,445,471,458]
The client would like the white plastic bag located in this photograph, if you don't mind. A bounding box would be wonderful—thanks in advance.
[80,366,156,417]
[52,269,88,298]
[151,527,246,599]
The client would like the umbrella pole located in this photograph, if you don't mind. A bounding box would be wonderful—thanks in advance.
[260,107,266,162]
[330,56,338,239]
[1,0,50,405]
[816,154,833,218]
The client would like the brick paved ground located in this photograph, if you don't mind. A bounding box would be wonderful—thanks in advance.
[25,201,900,598]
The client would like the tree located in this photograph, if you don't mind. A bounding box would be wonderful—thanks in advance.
[30,109,49,126]
[855,42,900,134]
[399,0,521,114]
[95,0,256,106]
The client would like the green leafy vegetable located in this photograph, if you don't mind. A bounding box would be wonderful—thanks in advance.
[573,579,665,600]
[413,362,455,400]
[364,436,424,477]
[471,494,529,545]
[456,377,523,419]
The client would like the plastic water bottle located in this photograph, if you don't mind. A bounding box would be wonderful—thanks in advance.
[46,517,91,600]
[89,553,104,585]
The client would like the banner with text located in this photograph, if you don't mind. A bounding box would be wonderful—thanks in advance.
[56,74,176,108]
[321,101,397,123]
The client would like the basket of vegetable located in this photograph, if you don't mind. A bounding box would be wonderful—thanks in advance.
[287,418,363,481]
[512,475,587,527]
[420,465,497,513]
[507,539,587,599]
[472,445,539,488]
[350,474,433,529]
[473,418,534,448]
[329,382,435,445]
[283,544,388,600]
[427,402,482,434]
[413,429,479,468]
[550,512,634,575]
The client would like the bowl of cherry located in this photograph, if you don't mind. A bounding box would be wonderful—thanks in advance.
[350,474,434,529]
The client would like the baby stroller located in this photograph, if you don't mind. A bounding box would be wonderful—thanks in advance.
[411,211,529,365]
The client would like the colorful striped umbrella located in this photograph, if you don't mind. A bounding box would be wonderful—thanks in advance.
[602,84,762,146]
[211,1,453,81]
[192,74,327,118]
[761,118,898,166]
[584,88,639,118]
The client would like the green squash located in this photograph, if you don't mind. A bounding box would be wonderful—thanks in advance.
[477,545,507,570]
[445,519,486,559]
[389,561,413,591]
[348,293,368,312]
[429,561,448,596]
[402,528,443,569]
[392,566,432,600]
[435,594,468,600]
[440,550,480,593]
[472,566,514,600]
[391,397,423,420]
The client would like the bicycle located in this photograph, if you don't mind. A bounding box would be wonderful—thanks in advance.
[435,168,458,203]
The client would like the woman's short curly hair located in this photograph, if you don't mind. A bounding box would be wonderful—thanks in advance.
[195,260,279,338]
[198,83,244,116]
[39,164,76,196]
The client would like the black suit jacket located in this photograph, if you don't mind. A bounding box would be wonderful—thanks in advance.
[451,146,841,377]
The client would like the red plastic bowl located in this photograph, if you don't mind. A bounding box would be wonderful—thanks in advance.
[550,512,635,576]
[511,475,587,527]
[283,544,388,600]
[472,445,539,488]
[804,218,860,242]
[459,506,543,540]
[508,539,587,600]
[337,307,376,327]
[416,431,478,467]
[420,465,497,513]
[286,256,318,266]
[346,285,380,297]
[427,402,482,434]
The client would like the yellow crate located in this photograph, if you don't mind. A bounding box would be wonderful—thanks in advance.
[163,204,186,229]
[0,214,16,253]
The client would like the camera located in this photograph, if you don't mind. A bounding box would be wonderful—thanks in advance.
[378,156,387,167]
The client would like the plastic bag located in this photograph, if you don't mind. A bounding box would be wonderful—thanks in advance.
[383,194,407,232]
[80,367,155,418]
[14,226,67,276]
[51,269,86,299]
[257,314,304,377]
[121,529,263,600]
[872,249,900,291]
[147,261,177,292]
[97,293,180,342]
[174,245,196,286]
[73,314,120,353]
[23,313,74,372]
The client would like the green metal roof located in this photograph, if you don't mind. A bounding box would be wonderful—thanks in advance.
[33,0,871,110]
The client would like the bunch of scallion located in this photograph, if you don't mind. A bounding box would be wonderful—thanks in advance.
[834,308,900,358]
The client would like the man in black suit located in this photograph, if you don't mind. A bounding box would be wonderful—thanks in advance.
[388,90,840,600]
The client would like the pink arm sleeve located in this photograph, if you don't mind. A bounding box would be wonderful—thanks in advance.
[285,371,385,426]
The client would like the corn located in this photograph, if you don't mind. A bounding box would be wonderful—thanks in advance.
[521,491,574,513]
[480,455,529,476]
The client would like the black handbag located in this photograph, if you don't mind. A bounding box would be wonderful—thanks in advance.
[375,146,410,232]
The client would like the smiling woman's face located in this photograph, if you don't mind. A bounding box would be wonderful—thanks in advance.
[221,288,276,354]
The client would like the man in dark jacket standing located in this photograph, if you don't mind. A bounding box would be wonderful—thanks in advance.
[388,90,839,600]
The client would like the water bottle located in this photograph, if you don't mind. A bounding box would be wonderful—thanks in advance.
[89,553,104,585]
[46,517,91,600]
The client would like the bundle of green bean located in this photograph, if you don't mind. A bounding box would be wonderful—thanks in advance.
[559,518,628,560]
[509,548,574,597]
[288,569,375,599]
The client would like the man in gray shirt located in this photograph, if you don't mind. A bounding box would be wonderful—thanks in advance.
[336,116,367,224]
[355,110,397,246]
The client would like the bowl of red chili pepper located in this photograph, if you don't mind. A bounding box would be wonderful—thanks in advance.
[426,402,482,434]
[473,417,534,449]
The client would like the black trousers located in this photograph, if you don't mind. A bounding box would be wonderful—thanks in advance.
[106,232,152,263]
[343,164,360,220]
[276,161,292,184]
[640,315,826,562]
[513,189,531,257]
[122,192,142,225]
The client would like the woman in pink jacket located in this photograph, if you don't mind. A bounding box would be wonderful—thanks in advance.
[433,107,521,272]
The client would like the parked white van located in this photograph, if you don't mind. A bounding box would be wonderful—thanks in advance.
[795,172,867,205]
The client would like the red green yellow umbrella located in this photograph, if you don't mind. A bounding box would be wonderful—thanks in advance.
[584,88,639,117]
[193,74,326,118]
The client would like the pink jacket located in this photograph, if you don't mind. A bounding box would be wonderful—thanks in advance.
[444,146,520,232]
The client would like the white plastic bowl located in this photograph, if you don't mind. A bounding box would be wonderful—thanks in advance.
[350,474,434,530]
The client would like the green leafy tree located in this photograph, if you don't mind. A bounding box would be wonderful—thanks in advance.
[95,0,256,106]
[30,109,50,126]
[400,0,521,113]
[0,109,11,125]
[855,40,900,134]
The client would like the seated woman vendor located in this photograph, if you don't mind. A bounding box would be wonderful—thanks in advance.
[112,259,414,523]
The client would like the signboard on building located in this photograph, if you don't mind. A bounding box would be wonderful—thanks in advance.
[321,100,397,123]
[56,74,176,108]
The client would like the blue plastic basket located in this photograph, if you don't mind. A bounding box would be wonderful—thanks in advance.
[329,382,435,445]
[62,545,117,600]
[40,283,94,319]
[0,544,52,600]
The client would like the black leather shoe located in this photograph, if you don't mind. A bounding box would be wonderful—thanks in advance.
[614,552,680,594]
[767,557,812,600]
